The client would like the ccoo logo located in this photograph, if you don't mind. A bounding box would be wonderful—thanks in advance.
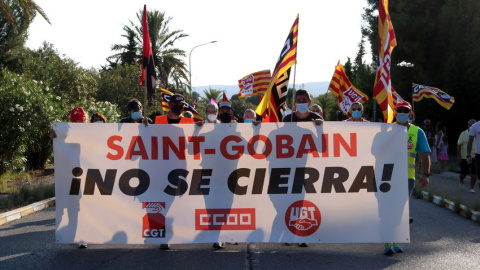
[284,200,321,237]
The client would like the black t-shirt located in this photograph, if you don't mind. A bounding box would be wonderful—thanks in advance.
[119,117,153,124]
[167,117,181,124]
[282,112,323,122]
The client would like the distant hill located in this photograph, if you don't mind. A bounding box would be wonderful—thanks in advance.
[192,81,330,99]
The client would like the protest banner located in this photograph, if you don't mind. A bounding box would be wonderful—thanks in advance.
[53,122,408,244]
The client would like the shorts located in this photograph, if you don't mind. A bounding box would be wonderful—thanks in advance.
[460,159,476,175]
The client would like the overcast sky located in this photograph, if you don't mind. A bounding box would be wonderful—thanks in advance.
[26,0,370,88]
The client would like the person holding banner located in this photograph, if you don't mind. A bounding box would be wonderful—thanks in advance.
[198,103,220,124]
[343,102,369,122]
[384,100,431,256]
[282,89,323,125]
[243,109,260,126]
[120,99,153,125]
[155,94,194,124]
[466,121,480,193]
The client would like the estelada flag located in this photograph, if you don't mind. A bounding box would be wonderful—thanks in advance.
[139,5,157,106]
[160,89,203,122]
[255,15,298,122]
[412,83,455,110]
[238,70,271,98]
[373,0,396,123]
[328,61,368,117]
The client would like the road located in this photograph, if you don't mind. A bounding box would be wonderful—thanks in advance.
[0,198,479,270]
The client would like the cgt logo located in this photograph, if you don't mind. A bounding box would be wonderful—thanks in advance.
[142,202,166,238]
[285,200,321,237]
[195,208,256,231]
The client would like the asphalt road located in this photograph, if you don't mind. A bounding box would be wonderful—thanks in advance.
[1,198,479,270]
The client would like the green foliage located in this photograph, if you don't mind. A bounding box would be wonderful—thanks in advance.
[0,1,29,70]
[0,69,63,172]
[2,183,54,211]
[97,63,146,117]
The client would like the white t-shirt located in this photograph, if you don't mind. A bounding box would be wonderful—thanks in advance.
[468,122,480,154]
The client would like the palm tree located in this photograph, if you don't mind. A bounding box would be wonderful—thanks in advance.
[0,0,50,27]
[107,25,138,68]
[109,9,189,93]
[201,88,222,104]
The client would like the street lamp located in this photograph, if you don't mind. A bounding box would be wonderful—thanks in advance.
[189,41,217,94]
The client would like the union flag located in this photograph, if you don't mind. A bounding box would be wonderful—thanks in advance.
[412,83,455,110]
[238,70,271,98]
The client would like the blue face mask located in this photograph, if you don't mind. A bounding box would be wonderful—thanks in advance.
[396,113,409,124]
[296,103,309,114]
[131,111,142,120]
[244,119,253,123]
[352,110,362,119]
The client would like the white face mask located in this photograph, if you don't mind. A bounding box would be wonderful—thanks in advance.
[296,103,309,114]
[207,114,217,122]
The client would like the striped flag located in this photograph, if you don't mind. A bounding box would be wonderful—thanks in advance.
[412,83,455,110]
[160,89,203,122]
[238,70,271,98]
[391,87,404,107]
[373,0,396,123]
[255,15,298,122]
[328,62,368,117]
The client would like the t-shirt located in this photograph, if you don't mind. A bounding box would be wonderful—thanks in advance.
[408,125,431,154]
[421,126,436,148]
[469,121,480,154]
[282,112,323,122]
[457,129,476,159]
[119,117,153,124]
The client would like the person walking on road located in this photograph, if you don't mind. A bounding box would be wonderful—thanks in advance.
[457,119,477,192]
[384,101,431,256]
[466,121,480,194]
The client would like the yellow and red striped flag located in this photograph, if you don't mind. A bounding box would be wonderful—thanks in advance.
[412,83,455,110]
[328,62,368,117]
[373,0,397,123]
[160,88,203,122]
[391,87,404,107]
[255,15,298,122]
[238,70,271,98]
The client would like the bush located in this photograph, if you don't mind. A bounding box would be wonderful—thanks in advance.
[0,69,63,173]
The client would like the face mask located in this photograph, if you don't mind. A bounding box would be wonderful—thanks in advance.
[296,103,309,114]
[352,110,362,119]
[207,114,217,122]
[219,112,232,123]
[95,121,104,123]
[131,111,142,120]
[244,119,253,123]
[170,105,183,115]
[408,119,413,124]
[396,113,409,124]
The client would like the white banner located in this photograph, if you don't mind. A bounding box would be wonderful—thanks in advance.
[53,122,409,244]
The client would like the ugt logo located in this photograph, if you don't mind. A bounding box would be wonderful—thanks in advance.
[284,200,321,237]
[142,202,166,238]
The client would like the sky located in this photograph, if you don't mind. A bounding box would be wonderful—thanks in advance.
[26,0,370,91]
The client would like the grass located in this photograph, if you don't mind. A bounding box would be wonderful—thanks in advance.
[0,170,54,213]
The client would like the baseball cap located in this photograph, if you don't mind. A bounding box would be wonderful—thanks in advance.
[70,107,86,122]
[170,94,186,104]
[218,101,232,108]
[395,101,412,110]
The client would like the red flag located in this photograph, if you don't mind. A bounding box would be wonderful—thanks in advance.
[139,5,157,106]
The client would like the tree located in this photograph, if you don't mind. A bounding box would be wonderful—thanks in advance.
[109,9,189,95]
[0,0,50,27]
[0,1,29,69]
[362,0,480,145]
[107,26,139,68]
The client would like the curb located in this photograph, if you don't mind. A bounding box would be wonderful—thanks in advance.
[0,197,55,226]
[419,191,480,223]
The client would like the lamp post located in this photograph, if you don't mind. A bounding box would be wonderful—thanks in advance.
[189,41,217,97]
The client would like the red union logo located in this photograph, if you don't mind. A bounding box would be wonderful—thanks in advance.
[142,202,166,238]
[285,200,321,237]
[142,202,165,213]
[195,208,256,231]
[241,75,254,95]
